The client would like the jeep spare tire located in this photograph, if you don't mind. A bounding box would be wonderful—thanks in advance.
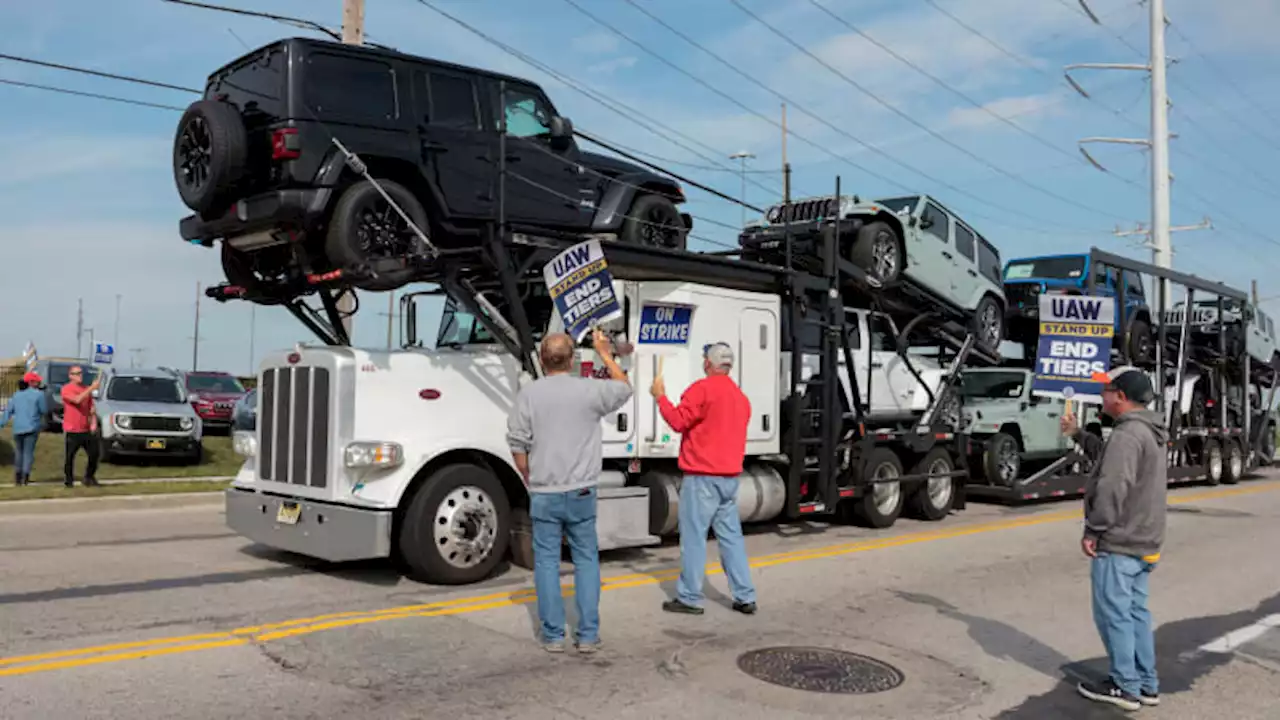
[173,100,248,214]
[620,193,687,250]
[325,178,429,292]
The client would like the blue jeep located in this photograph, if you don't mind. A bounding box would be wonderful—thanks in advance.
[1002,253,1155,364]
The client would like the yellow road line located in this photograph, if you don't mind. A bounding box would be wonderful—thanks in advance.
[0,481,1274,677]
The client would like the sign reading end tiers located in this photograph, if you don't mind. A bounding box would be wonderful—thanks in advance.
[1031,295,1114,403]
[542,239,623,342]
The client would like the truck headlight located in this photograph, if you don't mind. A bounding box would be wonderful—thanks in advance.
[344,441,403,469]
[115,414,131,429]
[180,417,194,431]
[233,431,257,458]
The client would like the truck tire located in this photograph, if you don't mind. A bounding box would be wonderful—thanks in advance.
[851,447,904,528]
[1202,439,1224,485]
[1221,438,1244,485]
[173,100,248,214]
[969,295,1005,355]
[906,448,955,521]
[398,464,511,585]
[982,432,1021,487]
[325,179,429,292]
[849,221,903,285]
[1127,318,1154,365]
[619,193,687,250]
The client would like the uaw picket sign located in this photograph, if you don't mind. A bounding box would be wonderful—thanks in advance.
[1031,295,1114,403]
[637,303,694,346]
[543,239,623,342]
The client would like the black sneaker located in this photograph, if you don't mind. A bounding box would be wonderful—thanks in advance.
[1140,690,1159,707]
[732,601,757,615]
[662,599,704,615]
[1077,679,1141,711]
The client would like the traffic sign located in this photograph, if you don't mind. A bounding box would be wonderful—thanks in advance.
[93,342,115,365]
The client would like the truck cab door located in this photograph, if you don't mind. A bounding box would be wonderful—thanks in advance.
[738,308,778,442]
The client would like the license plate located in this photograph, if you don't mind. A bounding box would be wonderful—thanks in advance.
[276,502,301,525]
[146,438,166,450]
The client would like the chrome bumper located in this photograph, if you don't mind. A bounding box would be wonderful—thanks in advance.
[225,488,392,562]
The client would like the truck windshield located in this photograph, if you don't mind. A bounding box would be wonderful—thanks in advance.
[961,372,1027,399]
[436,298,498,347]
[107,377,183,403]
[1004,256,1086,281]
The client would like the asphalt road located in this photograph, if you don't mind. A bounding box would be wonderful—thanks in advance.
[2,476,1279,719]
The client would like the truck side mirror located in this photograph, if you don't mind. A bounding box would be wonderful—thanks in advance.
[549,116,573,150]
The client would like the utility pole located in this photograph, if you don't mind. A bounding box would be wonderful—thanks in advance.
[1253,279,1260,306]
[1113,217,1211,256]
[1069,0,1174,306]
[336,0,365,339]
[781,103,791,205]
[729,151,755,227]
[75,298,84,358]
[192,281,202,371]
[249,304,257,375]
[113,294,122,352]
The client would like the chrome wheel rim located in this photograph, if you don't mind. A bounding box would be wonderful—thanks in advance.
[433,485,499,569]
[926,458,953,509]
[981,303,1001,348]
[872,462,901,516]
[997,442,1019,484]
[871,232,898,280]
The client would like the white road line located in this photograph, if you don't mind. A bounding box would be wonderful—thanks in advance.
[1197,615,1280,654]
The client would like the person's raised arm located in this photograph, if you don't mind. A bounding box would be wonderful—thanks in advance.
[592,329,628,385]
[653,380,706,433]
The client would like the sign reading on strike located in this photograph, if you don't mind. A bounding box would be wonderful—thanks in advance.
[637,303,693,345]
[1031,295,1114,402]
[543,239,623,342]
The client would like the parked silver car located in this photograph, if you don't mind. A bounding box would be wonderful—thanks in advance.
[95,368,204,463]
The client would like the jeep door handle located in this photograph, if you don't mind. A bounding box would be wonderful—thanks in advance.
[941,251,954,260]
[967,269,978,277]
[422,141,449,153]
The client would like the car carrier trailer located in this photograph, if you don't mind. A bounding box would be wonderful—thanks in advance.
[205,166,1004,585]
[968,247,1277,503]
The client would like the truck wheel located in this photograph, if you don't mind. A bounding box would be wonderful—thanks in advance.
[619,193,686,250]
[325,179,429,292]
[982,432,1021,487]
[1203,439,1224,485]
[398,464,511,585]
[969,295,1005,355]
[173,100,248,214]
[1128,318,1154,365]
[907,448,955,521]
[849,221,903,285]
[852,447,904,528]
[1221,439,1244,485]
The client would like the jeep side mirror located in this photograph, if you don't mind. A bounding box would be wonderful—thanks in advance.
[919,216,934,230]
[549,116,573,150]
[907,216,919,228]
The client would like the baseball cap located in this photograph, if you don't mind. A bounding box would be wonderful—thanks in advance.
[22,371,41,386]
[1105,366,1154,403]
[703,342,734,369]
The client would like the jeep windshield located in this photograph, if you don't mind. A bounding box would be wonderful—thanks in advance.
[1004,256,1085,282]
[961,371,1027,400]
[107,377,184,403]
[875,196,921,214]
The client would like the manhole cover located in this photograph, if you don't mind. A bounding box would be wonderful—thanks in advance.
[737,646,905,694]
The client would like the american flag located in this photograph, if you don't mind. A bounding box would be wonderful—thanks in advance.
[22,341,37,372]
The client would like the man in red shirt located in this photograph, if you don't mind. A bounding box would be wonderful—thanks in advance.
[650,342,756,616]
[60,366,102,487]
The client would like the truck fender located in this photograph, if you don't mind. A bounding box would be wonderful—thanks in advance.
[360,441,528,513]
[591,172,683,232]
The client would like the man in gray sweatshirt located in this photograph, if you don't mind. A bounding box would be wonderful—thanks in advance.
[507,329,631,654]
[1061,366,1168,711]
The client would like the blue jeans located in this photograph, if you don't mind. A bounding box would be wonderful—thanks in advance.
[1091,551,1158,696]
[676,475,756,607]
[530,487,601,644]
[13,432,38,476]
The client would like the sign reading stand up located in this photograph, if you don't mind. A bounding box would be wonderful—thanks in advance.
[543,239,623,342]
[1030,295,1114,403]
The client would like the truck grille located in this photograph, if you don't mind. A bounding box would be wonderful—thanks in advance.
[131,416,184,432]
[258,366,331,488]
[767,197,838,224]
[1164,308,1217,326]
[1004,283,1041,311]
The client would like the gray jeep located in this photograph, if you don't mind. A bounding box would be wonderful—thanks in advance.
[95,369,204,463]
[959,368,1098,485]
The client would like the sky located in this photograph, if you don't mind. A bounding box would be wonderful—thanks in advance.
[2,0,1279,374]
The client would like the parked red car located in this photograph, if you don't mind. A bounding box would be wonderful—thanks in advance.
[176,370,247,432]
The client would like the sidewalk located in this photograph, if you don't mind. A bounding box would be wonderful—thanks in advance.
[0,491,226,517]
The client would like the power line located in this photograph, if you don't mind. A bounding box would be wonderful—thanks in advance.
[0,78,188,111]
[727,0,1132,223]
[587,0,1110,234]
[1168,22,1280,128]
[0,52,200,94]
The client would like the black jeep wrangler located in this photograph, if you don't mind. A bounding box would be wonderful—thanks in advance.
[173,38,691,296]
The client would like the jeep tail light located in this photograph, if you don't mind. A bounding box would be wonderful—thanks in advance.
[272,128,300,160]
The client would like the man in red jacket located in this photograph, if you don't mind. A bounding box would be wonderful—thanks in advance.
[651,342,756,616]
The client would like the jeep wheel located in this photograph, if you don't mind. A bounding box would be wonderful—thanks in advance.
[1128,318,1154,365]
[326,179,429,292]
[620,194,686,250]
[398,464,511,585]
[850,221,903,285]
[969,295,1005,355]
[982,432,1021,486]
[173,100,248,214]
[907,448,955,521]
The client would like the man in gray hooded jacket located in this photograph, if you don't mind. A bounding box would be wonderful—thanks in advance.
[1061,366,1168,711]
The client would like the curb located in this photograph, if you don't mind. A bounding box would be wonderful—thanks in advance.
[0,492,225,517]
